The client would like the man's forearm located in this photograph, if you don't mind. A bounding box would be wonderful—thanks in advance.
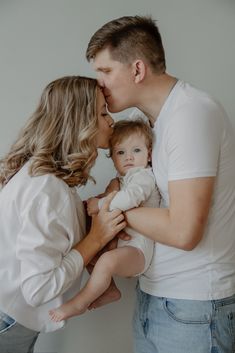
[125,207,203,250]
[125,207,172,244]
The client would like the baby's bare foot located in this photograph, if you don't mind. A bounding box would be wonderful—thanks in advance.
[49,309,65,322]
[49,302,87,321]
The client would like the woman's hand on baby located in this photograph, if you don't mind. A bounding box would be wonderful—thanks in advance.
[87,197,99,216]
[90,191,126,248]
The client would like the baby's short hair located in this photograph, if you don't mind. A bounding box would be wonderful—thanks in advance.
[109,118,153,157]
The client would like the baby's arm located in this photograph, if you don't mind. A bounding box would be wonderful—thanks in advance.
[99,169,156,212]
[86,178,120,216]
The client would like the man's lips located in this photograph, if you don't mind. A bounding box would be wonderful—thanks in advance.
[104,93,111,100]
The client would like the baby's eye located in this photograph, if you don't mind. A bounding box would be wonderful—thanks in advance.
[117,150,124,155]
[134,148,141,153]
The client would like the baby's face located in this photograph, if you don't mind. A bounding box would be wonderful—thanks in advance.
[112,133,150,176]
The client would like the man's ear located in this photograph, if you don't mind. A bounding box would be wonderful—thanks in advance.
[132,60,146,83]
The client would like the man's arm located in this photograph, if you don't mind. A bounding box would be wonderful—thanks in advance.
[125,176,215,250]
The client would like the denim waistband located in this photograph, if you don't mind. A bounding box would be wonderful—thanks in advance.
[212,292,235,308]
[0,309,15,325]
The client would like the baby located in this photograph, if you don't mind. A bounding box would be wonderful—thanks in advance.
[49,119,160,321]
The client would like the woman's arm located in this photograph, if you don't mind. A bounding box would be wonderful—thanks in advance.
[73,192,126,266]
[17,191,125,307]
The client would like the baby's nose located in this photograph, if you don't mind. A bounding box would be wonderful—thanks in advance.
[126,153,134,160]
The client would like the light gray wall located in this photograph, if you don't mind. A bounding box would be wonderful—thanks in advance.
[0,1,235,352]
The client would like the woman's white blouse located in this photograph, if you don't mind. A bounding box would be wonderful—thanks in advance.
[0,162,86,332]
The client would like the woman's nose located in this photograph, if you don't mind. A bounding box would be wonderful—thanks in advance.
[108,116,114,127]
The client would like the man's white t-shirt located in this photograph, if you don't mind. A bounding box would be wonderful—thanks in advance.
[138,80,235,300]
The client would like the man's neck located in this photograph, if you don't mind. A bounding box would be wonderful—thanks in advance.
[137,73,178,125]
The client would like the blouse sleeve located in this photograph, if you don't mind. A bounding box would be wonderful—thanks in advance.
[16,191,84,307]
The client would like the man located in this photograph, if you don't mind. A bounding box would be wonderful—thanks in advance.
[86,16,235,353]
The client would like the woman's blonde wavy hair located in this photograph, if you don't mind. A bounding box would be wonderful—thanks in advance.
[0,76,100,187]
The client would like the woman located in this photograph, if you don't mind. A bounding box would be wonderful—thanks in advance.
[0,76,126,353]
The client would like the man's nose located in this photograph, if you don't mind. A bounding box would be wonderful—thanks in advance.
[97,75,104,88]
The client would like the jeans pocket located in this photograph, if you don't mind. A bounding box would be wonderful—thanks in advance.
[215,294,235,344]
[227,312,235,348]
[0,312,16,334]
[163,298,210,324]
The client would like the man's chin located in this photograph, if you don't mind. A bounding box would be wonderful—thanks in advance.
[107,103,124,114]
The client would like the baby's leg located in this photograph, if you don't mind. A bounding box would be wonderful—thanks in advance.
[88,246,145,310]
[49,246,145,321]
[88,278,121,310]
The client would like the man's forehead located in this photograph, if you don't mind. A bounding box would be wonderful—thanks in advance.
[92,50,112,69]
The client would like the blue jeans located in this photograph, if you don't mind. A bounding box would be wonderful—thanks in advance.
[0,310,39,353]
[133,284,235,353]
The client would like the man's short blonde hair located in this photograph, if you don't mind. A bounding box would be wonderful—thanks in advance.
[86,16,166,74]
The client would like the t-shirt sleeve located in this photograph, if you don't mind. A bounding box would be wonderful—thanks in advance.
[167,101,223,180]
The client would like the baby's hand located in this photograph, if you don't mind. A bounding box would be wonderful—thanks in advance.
[87,197,99,216]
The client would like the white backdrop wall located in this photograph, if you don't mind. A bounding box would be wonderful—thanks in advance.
[0,1,235,353]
